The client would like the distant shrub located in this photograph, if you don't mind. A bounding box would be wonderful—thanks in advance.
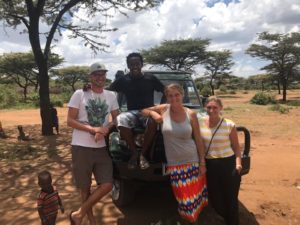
[52,100,63,107]
[250,92,276,105]
[287,100,300,107]
[219,85,227,94]
[269,104,289,114]
[200,86,211,96]
[0,86,18,108]
[224,107,233,111]
[228,90,236,94]
[29,93,40,107]
[243,91,248,94]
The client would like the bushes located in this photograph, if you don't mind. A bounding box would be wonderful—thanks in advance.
[219,85,227,94]
[269,104,290,114]
[0,85,18,108]
[250,92,276,105]
[200,86,211,96]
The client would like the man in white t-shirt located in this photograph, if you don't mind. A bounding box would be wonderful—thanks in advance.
[67,62,119,225]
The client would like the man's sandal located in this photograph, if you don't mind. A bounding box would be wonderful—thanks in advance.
[139,155,150,170]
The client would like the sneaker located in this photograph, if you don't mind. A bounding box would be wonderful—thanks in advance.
[139,154,150,170]
[128,152,138,170]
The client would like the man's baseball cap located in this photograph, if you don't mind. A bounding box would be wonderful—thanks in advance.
[89,62,108,74]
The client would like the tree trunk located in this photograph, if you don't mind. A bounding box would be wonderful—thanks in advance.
[277,78,281,94]
[23,86,28,102]
[28,13,53,135]
[39,65,53,135]
[210,78,214,95]
[282,77,287,102]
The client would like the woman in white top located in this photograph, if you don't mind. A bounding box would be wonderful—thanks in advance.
[199,96,242,225]
[142,84,207,225]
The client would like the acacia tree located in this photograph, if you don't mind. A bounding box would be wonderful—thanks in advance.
[0,52,63,101]
[0,0,160,135]
[202,50,234,95]
[141,38,210,71]
[246,32,300,101]
[52,66,89,92]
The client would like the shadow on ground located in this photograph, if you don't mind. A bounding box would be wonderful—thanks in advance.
[115,184,260,225]
[0,124,260,225]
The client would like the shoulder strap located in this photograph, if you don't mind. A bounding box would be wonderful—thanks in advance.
[205,118,224,157]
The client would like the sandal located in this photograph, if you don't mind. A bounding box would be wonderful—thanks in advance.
[139,154,150,170]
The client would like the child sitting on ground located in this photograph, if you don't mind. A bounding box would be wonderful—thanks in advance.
[50,104,59,135]
[17,125,30,141]
[0,121,8,139]
[37,170,64,225]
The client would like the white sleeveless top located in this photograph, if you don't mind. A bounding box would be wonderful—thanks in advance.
[161,105,199,166]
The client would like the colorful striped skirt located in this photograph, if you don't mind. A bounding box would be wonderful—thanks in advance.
[167,163,208,222]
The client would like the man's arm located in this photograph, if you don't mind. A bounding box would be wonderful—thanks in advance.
[152,75,166,103]
[67,107,95,134]
[110,109,119,127]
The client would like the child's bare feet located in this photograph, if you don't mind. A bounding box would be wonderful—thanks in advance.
[70,210,82,225]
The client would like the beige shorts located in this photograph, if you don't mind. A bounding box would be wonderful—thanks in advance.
[71,145,113,188]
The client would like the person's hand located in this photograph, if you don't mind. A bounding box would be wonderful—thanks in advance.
[236,164,242,174]
[60,206,65,214]
[94,132,104,142]
[199,164,206,175]
[94,126,109,136]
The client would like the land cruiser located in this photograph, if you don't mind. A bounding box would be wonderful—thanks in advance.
[107,70,251,207]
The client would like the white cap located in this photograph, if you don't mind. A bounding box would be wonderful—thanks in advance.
[89,62,108,74]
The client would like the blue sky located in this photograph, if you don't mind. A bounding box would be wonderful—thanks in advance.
[0,0,299,80]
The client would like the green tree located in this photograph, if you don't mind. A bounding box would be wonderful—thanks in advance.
[52,66,89,91]
[246,74,275,91]
[0,52,63,101]
[246,32,300,101]
[0,0,160,135]
[202,50,234,95]
[141,38,210,71]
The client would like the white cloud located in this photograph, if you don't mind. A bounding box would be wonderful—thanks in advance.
[1,0,300,80]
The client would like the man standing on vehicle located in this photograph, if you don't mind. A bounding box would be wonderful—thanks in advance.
[109,52,165,170]
[67,62,119,225]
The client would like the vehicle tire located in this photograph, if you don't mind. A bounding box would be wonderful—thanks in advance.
[237,126,251,156]
[112,179,136,207]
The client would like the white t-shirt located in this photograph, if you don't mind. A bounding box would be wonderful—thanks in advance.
[68,89,119,148]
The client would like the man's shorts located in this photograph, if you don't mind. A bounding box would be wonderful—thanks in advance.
[116,110,148,129]
[71,145,113,189]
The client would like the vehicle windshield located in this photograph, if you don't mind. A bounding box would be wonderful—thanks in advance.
[154,79,201,108]
[115,71,203,111]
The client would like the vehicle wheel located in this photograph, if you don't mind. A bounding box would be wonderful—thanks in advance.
[112,179,136,207]
[237,126,251,156]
